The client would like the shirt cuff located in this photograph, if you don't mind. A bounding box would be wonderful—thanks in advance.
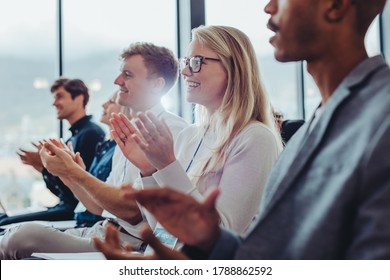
[153,160,199,197]
[141,175,159,189]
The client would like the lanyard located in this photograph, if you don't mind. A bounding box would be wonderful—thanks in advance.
[185,126,209,173]
[185,137,204,173]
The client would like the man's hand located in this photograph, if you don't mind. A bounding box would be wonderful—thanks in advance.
[123,187,221,254]
[17,141,44,172]
[93,223,189,260]
[116,184,143,225]
[39,141,83,178]
[48,138,87,169]
[132,112,176,170]
[110,113,156,176]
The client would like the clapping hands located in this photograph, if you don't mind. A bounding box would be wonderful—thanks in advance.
[93,223,189,260]
[110,112,176,175]
[39,139,85,178]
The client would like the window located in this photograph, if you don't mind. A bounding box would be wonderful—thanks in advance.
[205,0,300,119]
[366,16,381,57]
[62,0,178,137]
[0,0,179,212]
[0,0,58,210]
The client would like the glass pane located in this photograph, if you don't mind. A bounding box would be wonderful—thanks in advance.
[62,0,178,137]
[0,0,59,211]
[205,0,299,119]
[303,67,321,120]
[365,16,381,57]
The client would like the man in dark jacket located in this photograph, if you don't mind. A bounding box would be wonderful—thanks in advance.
[0,78,105,226]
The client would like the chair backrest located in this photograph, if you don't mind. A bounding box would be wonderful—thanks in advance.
[281,119,305,144]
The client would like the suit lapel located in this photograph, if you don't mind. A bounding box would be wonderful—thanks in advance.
[260,86,352,218]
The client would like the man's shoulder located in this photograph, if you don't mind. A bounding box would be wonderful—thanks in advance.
[161,111,189,128]
[353,72,390,122]
[73,121,105,149]
[340,59,390,126]
[80,119,105,136]
[359,57,390,98]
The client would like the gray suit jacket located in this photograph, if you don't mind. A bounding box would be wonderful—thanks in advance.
[210,56,390,259]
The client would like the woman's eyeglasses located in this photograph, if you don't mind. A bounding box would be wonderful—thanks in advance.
[179,56,221,74]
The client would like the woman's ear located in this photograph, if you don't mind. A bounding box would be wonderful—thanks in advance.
[324,0,352,23]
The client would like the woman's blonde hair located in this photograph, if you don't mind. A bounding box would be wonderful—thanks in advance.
[191,25,282,177]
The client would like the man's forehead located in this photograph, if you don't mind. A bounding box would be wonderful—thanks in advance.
[120,61,131,71]
[120,55,146,70]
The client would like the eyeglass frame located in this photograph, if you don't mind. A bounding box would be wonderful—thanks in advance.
[179,55,221,74]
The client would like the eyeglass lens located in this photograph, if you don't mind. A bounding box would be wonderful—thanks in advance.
[180,57,202,73]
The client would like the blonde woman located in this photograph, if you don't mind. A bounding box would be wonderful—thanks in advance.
[112,25,283,235]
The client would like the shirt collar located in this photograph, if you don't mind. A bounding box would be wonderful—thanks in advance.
[146,102,165,117]
[69,115,92,135]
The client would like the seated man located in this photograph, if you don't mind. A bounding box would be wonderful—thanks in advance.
[0,78,105,226]
[0,42,188,259]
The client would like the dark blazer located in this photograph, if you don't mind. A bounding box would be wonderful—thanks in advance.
[209,56,390,260]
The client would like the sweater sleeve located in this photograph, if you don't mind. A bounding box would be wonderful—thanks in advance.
[151,123,281,234]
[213,124,280,234]
[152,161,203,201]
